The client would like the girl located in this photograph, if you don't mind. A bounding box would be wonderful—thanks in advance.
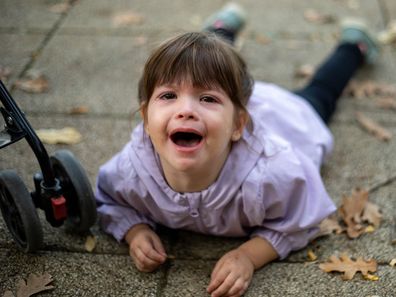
[95,3,379,297]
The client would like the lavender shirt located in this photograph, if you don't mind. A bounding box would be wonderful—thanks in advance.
[96,82,337,259]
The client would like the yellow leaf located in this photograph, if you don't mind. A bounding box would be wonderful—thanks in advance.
[36,127,82,145]
[307,249,317,261]
[362,273,379,281]
[364,225,375,233]
[389,259,396,267]
[84,235,97,252]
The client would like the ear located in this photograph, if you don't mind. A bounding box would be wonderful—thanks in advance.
[231,110,248,141]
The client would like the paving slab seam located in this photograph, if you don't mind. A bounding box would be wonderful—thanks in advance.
[8,5,75,93]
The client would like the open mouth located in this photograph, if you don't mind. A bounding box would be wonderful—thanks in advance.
[170,131,203,147]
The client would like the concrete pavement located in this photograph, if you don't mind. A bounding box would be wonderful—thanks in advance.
[1,0,396,296]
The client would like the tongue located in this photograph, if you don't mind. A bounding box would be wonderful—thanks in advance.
[175,138,200,147]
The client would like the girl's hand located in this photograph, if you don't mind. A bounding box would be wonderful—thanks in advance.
[125,224,167,272]
[207,248,254,297]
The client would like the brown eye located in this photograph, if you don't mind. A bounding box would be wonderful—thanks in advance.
[200,96,217,103]
[160,92,176,100]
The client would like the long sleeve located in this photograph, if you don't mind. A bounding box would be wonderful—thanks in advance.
[95,144,156,242]
[248,145,336,259]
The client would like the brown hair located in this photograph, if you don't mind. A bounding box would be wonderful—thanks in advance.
[138,32,253,114]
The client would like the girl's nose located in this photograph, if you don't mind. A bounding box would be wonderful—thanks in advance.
[175,97,198,120]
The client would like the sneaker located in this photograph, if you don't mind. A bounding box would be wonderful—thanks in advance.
[340,18,380,64]
[202,2,247,36]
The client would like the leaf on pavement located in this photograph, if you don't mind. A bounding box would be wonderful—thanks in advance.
[84,235,97,252]
[36,127,82,145]
[14,75,49,94]
[355,112,392,141]
[362,202,382,228]
[317,215,344,237]
[339,188,368,239]
[7,273,55,297]
[0,65,12,82]
[390,259,396,267]
[378,20,396,45]
[112,11,144,27]
[49,2,71,14]
[376,97,396,111]
[345,79,396,99]
[294,64,315,79]
[319,253,377,280]
[69,105,89,115]
[303,9,336,24]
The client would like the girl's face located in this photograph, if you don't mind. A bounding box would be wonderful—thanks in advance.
[143,81,247,180]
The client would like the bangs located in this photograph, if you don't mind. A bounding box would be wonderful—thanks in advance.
[138,32,253,111]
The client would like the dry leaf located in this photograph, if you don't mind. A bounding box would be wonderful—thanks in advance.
[14,75,49,93]
[376,97,396,111]
[294,64,315,79]
[362,273,379,281]
[303,9,335,24]
[355,112,392,141]
[49,2,71,14]
[112,11,144,27]
[345,79,396,98]
[69,106,89,115]
[389,259,396,267]
[36,127,82,145]
[307,249,317,261]
[84,235,97,252]
[364,225,375,233]
[339,188,368,238]
[319,253,377,280]
[378,20,396,44]
[0,65,12,82]
[255,34,271,45]
[317,215,344,237]
[362,202,382,227]
[16,273,54,297]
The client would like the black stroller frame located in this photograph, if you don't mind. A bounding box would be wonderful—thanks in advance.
[0,80,97,252]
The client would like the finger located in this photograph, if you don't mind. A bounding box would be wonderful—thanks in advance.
[226,278,247,296]
[140,239,166,263]
[134,247,163,271]
[210,273,238,297]
[150,234,167,257]
[207,264,229,293]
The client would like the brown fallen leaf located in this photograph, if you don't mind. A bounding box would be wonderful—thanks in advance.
[355,112,392,141]
[345,79,396,99]
[112,11,144,27]
[255,33,271,45]
[317,215,344,237]
[319,253,377,280]
[376,97,396,111]
[0,65,12,82]
[303,9,335,24]
[49,2,71,14]
[84,235,97,252]
[36,127,82,145]
[378,20,396,45]
[69,105,89,115]
[362,273,379,281]
[1,273,55,297]
[307,249,317,261]
[339,188,368,238]
[294,64,315,79]
[14,75,49,94]
[362,202,382,228]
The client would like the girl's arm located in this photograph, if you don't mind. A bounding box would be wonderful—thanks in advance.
[207,237,278,297]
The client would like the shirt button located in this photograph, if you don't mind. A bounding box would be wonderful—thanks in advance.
[190,210,199,217]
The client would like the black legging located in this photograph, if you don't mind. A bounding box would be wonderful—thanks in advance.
[294,43,364,123]
[210,29,364,124]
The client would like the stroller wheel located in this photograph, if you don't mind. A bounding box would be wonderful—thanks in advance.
[0,170,43,252]
[50,149,97,233]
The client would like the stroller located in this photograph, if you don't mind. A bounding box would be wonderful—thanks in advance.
[0,80,97,252]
